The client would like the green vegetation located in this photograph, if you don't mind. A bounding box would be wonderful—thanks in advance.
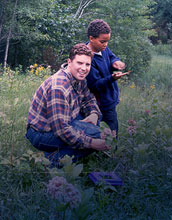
[0,48,172,219]
[0,0,155,75]
[1,1,172,218]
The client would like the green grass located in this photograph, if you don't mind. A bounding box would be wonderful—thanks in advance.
[138,54,172,89]
[0,53,172,219]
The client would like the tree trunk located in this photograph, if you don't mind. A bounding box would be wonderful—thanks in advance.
[3,0,18,68]
[4,29,11,68]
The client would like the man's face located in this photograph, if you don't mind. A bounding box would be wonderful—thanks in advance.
[89,33,111,52]
[67,54,91,81]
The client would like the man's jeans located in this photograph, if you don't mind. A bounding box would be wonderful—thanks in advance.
[25,117,101,167]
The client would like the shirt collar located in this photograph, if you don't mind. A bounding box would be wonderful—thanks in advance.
[61,63,83,94]
[94,51,102,56]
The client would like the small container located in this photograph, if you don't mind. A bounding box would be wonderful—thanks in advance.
[88,171,123,186]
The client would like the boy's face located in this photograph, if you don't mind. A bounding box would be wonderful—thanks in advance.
[67,54,91,81]
[89,33,111,52]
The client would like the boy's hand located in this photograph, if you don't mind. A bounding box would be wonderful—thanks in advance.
[112,71,123,80]
[112,71,130,80]
[113,60,125,70]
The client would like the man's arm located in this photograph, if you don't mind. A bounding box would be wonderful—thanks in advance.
[47,88,94,149]
[80,113,98,125]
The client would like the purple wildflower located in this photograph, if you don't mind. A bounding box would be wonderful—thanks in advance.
[127,125,137,135]
[128,118,137,126]
[47,176,81,208]
[144,109,150,116]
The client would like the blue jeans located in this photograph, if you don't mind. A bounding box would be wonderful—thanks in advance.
[101,107,118,137]
[25,116,101,167]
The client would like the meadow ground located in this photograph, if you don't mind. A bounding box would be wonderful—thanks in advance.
[0,52,172,219]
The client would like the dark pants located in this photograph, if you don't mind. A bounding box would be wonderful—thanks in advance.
[25,116,101,167]
[101,107,118,137]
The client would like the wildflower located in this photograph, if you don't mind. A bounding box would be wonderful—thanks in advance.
[127,125,137,135]
[64,183,81,208]
[130,83,135,89]
[47,176,81,209]
[103,128,112,136]
[101,127,112,139]
[30,69,34,74]
[29,65,34,69]
[34,63,38,68]
[128,118,137,126]
[144,109,150,116]
[150,85,155,89]
[35,69,39,76]
[39,66,44,71]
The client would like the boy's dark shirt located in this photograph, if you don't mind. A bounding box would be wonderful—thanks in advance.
[86,46,120,111]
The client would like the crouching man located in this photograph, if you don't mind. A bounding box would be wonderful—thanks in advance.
[25,43,112,167]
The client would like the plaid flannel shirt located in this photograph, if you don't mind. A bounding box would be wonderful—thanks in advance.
[27,68,101,149]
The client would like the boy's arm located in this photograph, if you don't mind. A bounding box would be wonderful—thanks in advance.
[112,60,126,70]
[86,63,115,91]
[107,47,125,70]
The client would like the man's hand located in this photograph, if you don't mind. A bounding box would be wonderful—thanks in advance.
[80,113,98,125]
[90,138,112,151]
[113,60,125,70]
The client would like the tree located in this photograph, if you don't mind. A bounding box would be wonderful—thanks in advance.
[4,0,18,68]
[150,0,172,43]
[92,0,155,77]
[0,0,156,77]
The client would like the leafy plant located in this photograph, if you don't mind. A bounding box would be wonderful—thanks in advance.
[48,155,83,183]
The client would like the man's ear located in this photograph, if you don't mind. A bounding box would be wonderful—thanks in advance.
[67,58,71,65]
[89,36,95,42]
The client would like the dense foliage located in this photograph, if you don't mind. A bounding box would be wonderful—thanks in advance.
[150,0,172,43]
[0,0,157,76]
[0,51,172,219]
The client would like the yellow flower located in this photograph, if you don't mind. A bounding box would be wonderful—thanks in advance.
[30,69,34,74]
[130,83,135,89]
[34,63,38,68]
[35,70,39,76]
[150,85,155,89]
[39,66,44,71]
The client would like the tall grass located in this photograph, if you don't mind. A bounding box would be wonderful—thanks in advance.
[139,54,172,89]
[0,51,172,219]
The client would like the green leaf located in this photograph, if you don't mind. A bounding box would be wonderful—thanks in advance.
[72,164,83,179]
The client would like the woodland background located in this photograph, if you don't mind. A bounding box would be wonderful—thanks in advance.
[0,0,172,73]
[1,1,172,219]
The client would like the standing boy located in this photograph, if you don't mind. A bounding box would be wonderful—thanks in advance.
[26,43,112,166]
[86,19,126,136]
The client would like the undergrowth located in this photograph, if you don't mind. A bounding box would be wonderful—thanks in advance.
[0,54,172,219]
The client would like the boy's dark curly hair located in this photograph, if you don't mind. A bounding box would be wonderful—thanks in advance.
[87,19,111,38]
[69,43,93,61]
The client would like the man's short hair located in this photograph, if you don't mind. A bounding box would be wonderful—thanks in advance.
[69,43,93,61]
[87,19,111,38]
